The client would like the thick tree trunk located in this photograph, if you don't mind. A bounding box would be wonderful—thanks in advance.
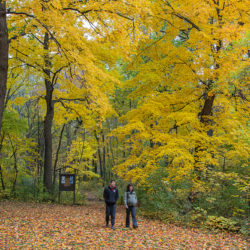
[43,32,54,193]
[194,93,216,169]
[0,1,8,134]
[199,94,215,125]
[189,92,216,206]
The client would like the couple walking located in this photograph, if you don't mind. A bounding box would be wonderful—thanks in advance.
[103,180,138,230]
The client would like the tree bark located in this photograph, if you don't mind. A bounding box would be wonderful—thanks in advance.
[92,158,97,173]
[102,132,106,182]
[199,94,215,125]
[109,137,115,167]
[65,123,72,150]
[94,132,103,178]
[189,89,216,205]
[0,163,4,190]
[43,32,54,193]
[0,1,8,134]
[0,133,5,191]
[53,124,65,187]
[9,137,18,197]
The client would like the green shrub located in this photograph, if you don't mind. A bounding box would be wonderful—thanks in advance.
[139,209,180,223]
[189,207,207,225]
[239,220,249,235]
[205,216,240,232]
[132,164,248,233]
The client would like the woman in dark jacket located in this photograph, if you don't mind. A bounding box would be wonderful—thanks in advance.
[124,184,138,228]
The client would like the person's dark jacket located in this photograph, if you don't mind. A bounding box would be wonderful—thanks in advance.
[103,186,119,205]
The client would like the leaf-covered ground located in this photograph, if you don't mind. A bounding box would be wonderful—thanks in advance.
[0,201,248,249]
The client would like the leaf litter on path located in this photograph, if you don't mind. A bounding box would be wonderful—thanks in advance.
[0,201,248,249]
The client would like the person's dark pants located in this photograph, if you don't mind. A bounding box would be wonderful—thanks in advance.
[126,206,137,227]
[106,203,116,226]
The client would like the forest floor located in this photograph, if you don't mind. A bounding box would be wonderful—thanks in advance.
[0,201,248,249]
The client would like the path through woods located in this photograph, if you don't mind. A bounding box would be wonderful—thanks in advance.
[0,201,248,249]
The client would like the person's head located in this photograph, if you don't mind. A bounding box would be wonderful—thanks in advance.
[127,183,134,192]
[110,180,116,188]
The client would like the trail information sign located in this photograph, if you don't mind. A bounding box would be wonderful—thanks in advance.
[58,169,77,204]
[59,174,75,191]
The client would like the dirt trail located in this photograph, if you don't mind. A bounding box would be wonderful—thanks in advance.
[0,201,248,249]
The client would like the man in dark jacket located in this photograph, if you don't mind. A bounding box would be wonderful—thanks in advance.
[103,180,119,229]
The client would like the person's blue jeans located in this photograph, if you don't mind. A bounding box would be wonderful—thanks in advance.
[106,203,116,226]
[126,206,137,227]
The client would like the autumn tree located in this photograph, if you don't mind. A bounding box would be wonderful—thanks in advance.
[0,0,8,134]
[5,0,145,192]
[113,0,249,211]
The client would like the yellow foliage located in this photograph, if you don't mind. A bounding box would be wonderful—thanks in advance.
[113,0,249,192]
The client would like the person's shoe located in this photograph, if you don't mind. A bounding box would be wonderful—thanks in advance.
[106,224,109,228]
[133,225,138,229]
[111,226,115,230]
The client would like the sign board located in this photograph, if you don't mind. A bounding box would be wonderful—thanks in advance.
[59,174,75,191]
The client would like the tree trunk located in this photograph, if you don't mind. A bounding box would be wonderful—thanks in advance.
[65,123,72,151]
[92,158,97,173]
[199,94,215,125]
[37,107,42,179]
[9,137,18,197]
[102,132,106,182]
[189,92,216,205]
[53,124,65,187]
[109,137,115,167]
[43,32,54,193]
[0,163,4,190]
[97,145,103,177]
[95,132,103,178]
[0,133,5,191]
[0,1,8,134]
